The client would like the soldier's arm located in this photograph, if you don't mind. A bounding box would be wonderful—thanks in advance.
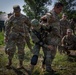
[25,35,32,50]
[24,25,32,50]
[59,20,62,35]
[61,36,66,46]
[67,20,70,28]
[4,19,12,39]
[40,13,54,25]
[73,36,76,44]
[30,31,40,44]
[40,15,47,22]
[52,27,61,38]
[24,16,31,29]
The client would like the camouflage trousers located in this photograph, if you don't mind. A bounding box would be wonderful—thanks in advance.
[31,44,48,65]
[31,43,57,70]
[32,44,56,66]
[43,37,60,70]
[42,46,57,69]
[5,37,25,61]
[32,44,41,55]
[32,44,49,57]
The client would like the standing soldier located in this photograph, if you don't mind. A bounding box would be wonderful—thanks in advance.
[70,18,76,35]
[40,2,64,72]
[60,14,70,37]
[4,5,32,69]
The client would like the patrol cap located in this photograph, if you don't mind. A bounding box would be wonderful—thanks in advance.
[31,19,39,27]
[67,28,73,33]
[54,2,64,8]
[13,5,21,10]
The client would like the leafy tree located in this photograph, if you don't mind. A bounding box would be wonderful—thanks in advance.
[23,0,52,20]
[0,11,5,14]
[58,0,76,19]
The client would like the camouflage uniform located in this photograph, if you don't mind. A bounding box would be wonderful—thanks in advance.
[30,19,52,73]
[60,14,70,37]
[30,19,48,67]
[30,19,41,56]
[5,5,31,61]
[70,18,76,35]
[61,29,76,54]
[40,9,61,71]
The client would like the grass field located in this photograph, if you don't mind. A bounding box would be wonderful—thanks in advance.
[0,32,76,75]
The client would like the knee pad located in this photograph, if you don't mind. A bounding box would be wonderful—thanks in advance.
[31,55,38,65]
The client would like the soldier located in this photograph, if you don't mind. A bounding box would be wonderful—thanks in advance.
[60,14,70,37]
[4,13,12,30]
[4,5,32,69]
[40,2,64,72]
[70,18,76,35]
[30,19,48,72]
[61,28,76,55]
[5,13,32,51]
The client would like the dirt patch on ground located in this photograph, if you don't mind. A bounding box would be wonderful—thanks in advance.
[0,46,5,51]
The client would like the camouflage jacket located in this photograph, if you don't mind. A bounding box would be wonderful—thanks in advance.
[30,28,48,47]
[61,35,76,46]
[60,19,70,36]
[5,14,31,39]
[40,9,61,46]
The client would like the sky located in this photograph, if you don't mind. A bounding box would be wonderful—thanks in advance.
[0,0,57,14]
[0,0,25,14]
[0,0,57,20]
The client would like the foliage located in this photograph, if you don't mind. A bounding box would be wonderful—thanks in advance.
[0,47,76,75]
[0,32,4,45]
[58,0,76,19]
[67,10,76,19]
[23,0,52,20]
[0,11,5,15]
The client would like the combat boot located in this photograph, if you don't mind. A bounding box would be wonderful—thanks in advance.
[6,59,12,68]
[29,65,34,75]
[46,66,55,74]
[46,66,52,72]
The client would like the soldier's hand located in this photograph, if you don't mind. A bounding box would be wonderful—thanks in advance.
[4,37,8,43]
[47,45,54,50]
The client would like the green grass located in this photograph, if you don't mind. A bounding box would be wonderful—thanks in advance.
[0,48,76,75]
[0,32,5,46]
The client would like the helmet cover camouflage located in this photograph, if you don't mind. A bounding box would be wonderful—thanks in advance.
[31,19,39,27]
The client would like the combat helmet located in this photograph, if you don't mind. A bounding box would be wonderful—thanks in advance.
[31,19,39,27]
